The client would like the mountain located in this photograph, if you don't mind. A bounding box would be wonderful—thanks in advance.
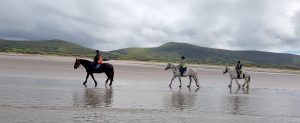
[1,39,299,69]
[111,42,300,68]
[0,39,95,57]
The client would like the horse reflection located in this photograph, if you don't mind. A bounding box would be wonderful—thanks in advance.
[229,87,249,94]
[227,87,249,115]
[73,86,113,108]
[167,87,199,111]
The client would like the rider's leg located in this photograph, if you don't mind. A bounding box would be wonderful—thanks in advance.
[180,67,183,76]
[237,70,240,78]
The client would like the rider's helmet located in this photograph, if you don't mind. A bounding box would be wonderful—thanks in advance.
[237,60,241,64]
[96,50,100,54]
[181,56,185,60]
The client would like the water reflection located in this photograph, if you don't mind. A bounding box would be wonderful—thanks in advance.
[73,86,113,108]
[227,87,249,115]
[165,87,199,111]
[229,87,249,94]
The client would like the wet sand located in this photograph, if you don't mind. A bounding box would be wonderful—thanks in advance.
[0,54,300,122]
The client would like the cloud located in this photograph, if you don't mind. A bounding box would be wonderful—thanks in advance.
[0,0,299,53]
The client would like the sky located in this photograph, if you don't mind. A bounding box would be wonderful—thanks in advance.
[0,0,300,54]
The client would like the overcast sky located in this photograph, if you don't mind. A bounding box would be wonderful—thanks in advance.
[0,0,300,54]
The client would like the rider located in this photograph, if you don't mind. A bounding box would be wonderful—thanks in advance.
[235,60,243,78]
[179,56,187,76]
[93,50,103,71]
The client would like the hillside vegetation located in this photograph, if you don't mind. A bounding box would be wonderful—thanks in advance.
[1,39,300,69]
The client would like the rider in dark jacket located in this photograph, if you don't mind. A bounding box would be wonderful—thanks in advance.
[179,56,187,76]
[93,50,101,70]
[235,60,243,78]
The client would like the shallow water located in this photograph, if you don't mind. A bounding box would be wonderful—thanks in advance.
[0,55,300,122]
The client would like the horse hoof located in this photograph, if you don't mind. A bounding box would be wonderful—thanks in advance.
[169,85,172,88]
[197,85,200,88]
[83,82,87,85]
[187,85,190,88]
[228,85,231,88]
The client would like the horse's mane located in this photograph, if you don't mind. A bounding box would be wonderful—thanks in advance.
[78,59,91,62]
[169,63,180,70]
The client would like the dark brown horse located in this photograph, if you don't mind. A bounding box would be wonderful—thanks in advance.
[74,58,114,87]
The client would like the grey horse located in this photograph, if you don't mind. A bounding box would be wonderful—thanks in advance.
[165,63,200,88]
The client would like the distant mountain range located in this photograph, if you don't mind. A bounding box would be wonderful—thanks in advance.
[0,39,95,57]
[1,39,300,69]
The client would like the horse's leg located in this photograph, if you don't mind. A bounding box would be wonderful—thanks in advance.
[90,73,98,87]
[235,79,241,88]
[242,82,246,88]
[229,86,232,94]
[169,76,176,88]
[105,72,109,85]
[193,75,200,88]
[109,72,113,86]
[242,78,247,88]
[187,76,192,88]
[105,78,109,85]
[109,70,114,86]
[83,73,89,85]
[246,76,250,88]
[178,77,182,88]
[228,79,233,87]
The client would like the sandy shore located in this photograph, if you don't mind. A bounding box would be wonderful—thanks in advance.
[1,53,300,122]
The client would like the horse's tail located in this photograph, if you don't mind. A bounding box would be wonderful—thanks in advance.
[110,66,114,82]
[247,75,251,83]
[193,69,199,83]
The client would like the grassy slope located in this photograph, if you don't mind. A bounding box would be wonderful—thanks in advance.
[1,39,299,69]
[112,42,300,68]
[0,39,96,57]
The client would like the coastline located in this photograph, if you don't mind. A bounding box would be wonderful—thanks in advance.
[1,52,299,75]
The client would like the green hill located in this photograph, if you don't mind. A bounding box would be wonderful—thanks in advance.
[0,39,96,57]
[112,42,300,68]
[1,39,299,69]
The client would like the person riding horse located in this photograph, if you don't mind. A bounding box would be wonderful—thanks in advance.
[93,50,103,71]
[235,60,243,79]
[179,56,187,76]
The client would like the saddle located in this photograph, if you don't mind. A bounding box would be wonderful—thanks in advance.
[92,63,101,72]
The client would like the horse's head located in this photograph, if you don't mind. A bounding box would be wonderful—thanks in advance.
[165,63,171,70]
[74,58,80,69]
[223,66,228,74]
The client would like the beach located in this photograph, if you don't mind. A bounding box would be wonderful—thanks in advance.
[0,54,300,122]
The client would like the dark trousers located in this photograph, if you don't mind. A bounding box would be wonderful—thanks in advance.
[180,67,187,76]
[236,69,241,78]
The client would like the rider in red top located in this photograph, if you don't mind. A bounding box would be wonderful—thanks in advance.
[98,52,103,64]
[93,50,103,70]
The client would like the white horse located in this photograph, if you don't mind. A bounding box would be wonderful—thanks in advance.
[223,67,251,88]
[165,63,200,88]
